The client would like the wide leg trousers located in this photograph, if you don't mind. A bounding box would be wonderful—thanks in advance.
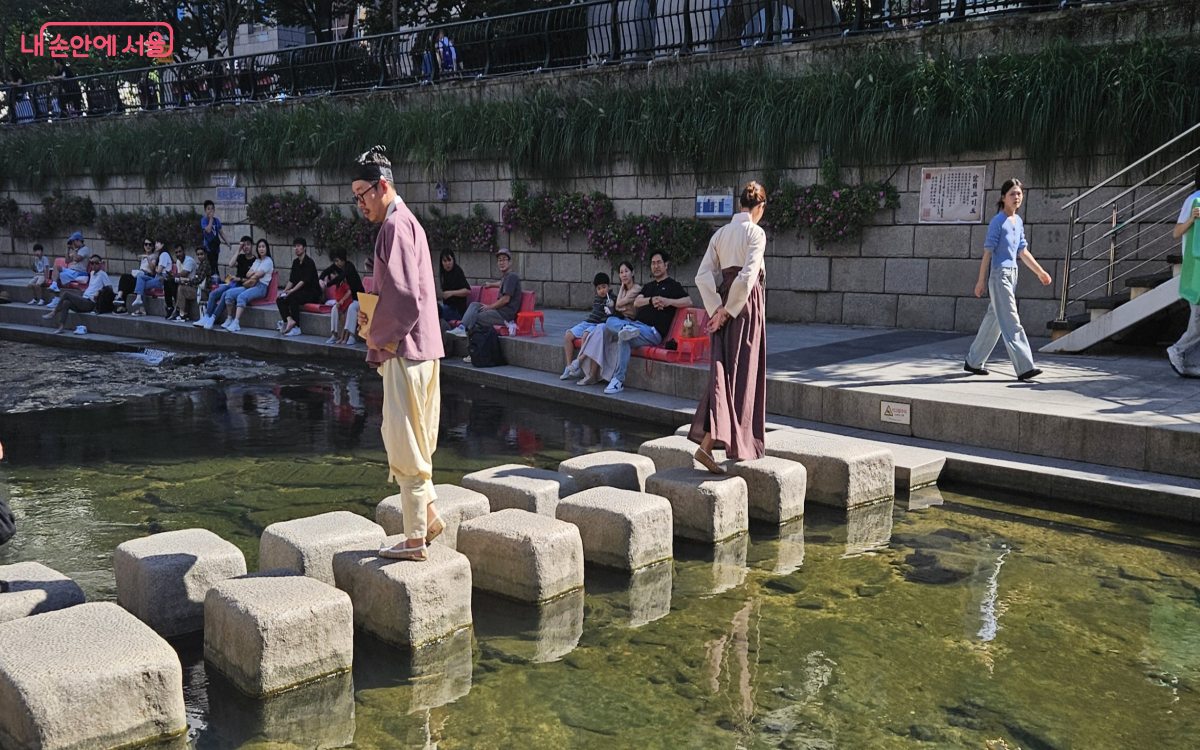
[379,356,441,540]
[966,266,1036,375]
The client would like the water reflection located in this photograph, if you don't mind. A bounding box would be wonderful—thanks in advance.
[771,518,806,575]
[201,670,356,749]
[843,500,895,557]
[474,589,585,664]
[904,485,945,511]
[675,535,750,597]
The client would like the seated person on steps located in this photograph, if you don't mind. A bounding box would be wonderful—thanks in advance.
[43,254,109,335]
[46,232,91,300]
[169,246,210,322]
[602,251,690,395]
[277,237,320,337]
[448,248,521,339]
[196,235,255,329]
[561,272,613,380]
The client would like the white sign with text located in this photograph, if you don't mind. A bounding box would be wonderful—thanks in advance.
[880,401,911,425]
[919,166,986,224]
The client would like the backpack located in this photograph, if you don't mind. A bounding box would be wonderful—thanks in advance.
[468,327,506,368]
[94,286,116,314]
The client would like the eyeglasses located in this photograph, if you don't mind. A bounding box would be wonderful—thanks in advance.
[143,241,152,246]
[353,181,380,206]
[88,259,101,265]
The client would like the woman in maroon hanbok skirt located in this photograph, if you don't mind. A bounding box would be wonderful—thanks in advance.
[689,182,768,473]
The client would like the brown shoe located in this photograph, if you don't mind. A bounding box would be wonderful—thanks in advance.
[378,542,428,561]
[426,515,445,544]
[695,449,727,475]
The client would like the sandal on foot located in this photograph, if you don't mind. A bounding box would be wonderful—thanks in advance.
[426,514,446,544]
[695,448,727,475]
[379,542,428,561]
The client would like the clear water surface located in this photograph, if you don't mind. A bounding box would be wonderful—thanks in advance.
[1,374,1199,749]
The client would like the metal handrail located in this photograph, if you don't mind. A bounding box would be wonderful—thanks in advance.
[1071,145,1200,225]
[1060,121,1200,211]
[1,0,1133,126]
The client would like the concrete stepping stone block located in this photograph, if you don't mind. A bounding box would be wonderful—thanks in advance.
[0,562,86,624]
[376,484,490,550]
[204,573,354,697]
[115,528,248,637]
[638,435,725,471]
[765,431,894,508]
[456,509,584,603]
[727,456,806,524]
[0,602,186,750]
[555,487,673,571]
[557,450,657,492]
[332,539,472,648]
[206,668,355,750]
[259,511,386,585]
[644,468,748,543]
[461,464,577,516]
[889,444,946,491]
[473,589,584,664]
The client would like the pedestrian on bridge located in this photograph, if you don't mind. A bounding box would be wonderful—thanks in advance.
[964,178,1053,382]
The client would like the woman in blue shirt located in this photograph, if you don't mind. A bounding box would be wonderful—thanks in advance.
[964,178,1053,381]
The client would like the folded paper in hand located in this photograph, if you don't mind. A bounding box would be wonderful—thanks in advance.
[356,292,397,353]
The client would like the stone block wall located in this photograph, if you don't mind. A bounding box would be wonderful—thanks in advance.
[0,141,1165,333]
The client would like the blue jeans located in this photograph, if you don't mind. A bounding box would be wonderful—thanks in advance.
[134,275,163,296]
[222,283,267,309]
[967,266,1035,375]
[59,268,86,284]
[207,282,237,317]
[606,318,661,384]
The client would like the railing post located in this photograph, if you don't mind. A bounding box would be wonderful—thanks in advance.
[610,0,620,63]
[1058,204,1077,322]
[484,20,492,76]
[954,0,967,20]
[763,1,775,45]
[682,0,692,54]
[1105,202,1117,297]
[544,11,552,68]
[853,0,863,32]
[288,50,297,96]
[331,42,341,93]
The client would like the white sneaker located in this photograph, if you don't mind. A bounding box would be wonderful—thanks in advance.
[449,325,467,338]
[73,325,87,335]
[618,326,639,342]
[49,282,59,292]
[463,355,472,364]
[193,316,208,328]
[26,298,37,305]
[227,319,241,332]
[36,299,45,306]
[276,320,286,332]
[1168,346,1185,376]
[325,335,338,344]
[604,379,624,394]
[505,321,518,336]
[285,327,302,337]
[203,316,216,330]
[47,297,59,309]
[560,364,581,380]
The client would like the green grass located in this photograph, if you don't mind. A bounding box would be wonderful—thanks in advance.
[1,40,1197,190]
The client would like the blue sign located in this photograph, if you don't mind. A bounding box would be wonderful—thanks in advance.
[215,187,245,205]
[695,191,734,218]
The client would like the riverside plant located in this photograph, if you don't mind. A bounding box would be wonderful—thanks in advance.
[246,189,323,238]
[586,215,714,265]
[764,163,901,248]
[312,207,379,257]
[0,40,1195,190]
[425,204,498,254]
[502,182,615,244]
[97,207,204,250]
[9,189,95,239]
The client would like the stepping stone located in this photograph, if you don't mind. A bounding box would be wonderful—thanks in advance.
[204,573,354,697]
[638,435,723,471]
[376,484,490,550]
[765,431,894,508]
[115,528,248,637]
[727,456,806,524]
[557,450,657,492]
[259,511,386,585]
[889,444,946,492]
[332,539,472,648]
[644,468,748,543]
[555,487,673,571]
[456,509,584,603]
[461,464,577,516]
[845,500,895,557]
[206,669,355,749]
[0,562,86,624]
[473,589,584,664]
[0,602,186,750]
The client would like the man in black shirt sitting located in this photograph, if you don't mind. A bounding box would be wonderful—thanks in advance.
[602,251,691,394]
[278,237,321,337]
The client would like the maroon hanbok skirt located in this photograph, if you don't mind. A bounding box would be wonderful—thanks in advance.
[688,267,766,460]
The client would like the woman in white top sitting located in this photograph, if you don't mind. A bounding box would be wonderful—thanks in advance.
[44,255,111,334]
[218,239,274,332]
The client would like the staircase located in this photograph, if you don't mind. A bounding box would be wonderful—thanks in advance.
[1041,123,1199,354]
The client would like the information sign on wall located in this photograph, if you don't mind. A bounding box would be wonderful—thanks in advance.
[210,173,237,189]
[919,166,986,224]
[880,400,911,425]
[215,187,245,206]
[695,188,734,218]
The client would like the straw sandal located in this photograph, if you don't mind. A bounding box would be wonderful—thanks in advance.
[426,514,446,544]
[378,542,428,561]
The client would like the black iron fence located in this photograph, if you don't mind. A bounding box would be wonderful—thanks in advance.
[1,0,1116,125]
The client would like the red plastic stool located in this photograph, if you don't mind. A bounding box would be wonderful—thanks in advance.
[673,336,710,365]
[516,311,545,337]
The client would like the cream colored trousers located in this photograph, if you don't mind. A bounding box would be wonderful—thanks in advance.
[379,356,441,539]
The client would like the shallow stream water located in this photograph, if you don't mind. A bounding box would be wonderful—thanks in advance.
[1,374,1199,749]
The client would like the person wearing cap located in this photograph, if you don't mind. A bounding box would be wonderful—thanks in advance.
[351,146,445,562]
[43,254,110,334]
[48,232,92,293]
[447,248,522,345]
[277,237,320,337]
